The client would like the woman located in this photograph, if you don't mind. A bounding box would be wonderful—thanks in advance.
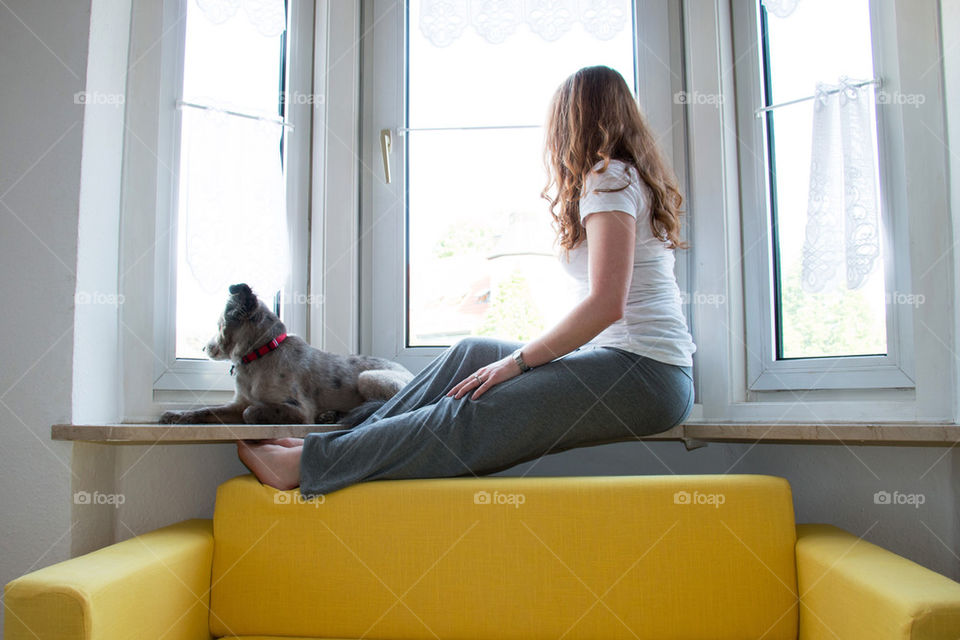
[239,65,696,495]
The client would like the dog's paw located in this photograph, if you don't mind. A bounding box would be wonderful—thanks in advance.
[159,410,187,424]
[316,410,341,424]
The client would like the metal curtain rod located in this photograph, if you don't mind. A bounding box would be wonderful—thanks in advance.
[754,78,882,118]
[396,124,541,135]
[176,100,295,130]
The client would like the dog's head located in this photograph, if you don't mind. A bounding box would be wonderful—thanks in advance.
[204,283,283,362]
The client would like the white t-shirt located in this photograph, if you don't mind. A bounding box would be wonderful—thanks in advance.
[557,159,696,367]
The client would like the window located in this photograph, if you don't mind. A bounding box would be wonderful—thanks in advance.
[367,0,641,368]
[173,0,291,359]
[153,0,312,391]
[120,0,312,408]
[760,0,885,359]
[732,0,914,391]
[405,1,635,347]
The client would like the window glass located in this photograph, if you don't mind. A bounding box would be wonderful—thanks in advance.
[762,0,886,358]
[174,0,289,359]
[406,0,636,346]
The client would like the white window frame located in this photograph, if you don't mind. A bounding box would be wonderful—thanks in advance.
[359,0,693,377]
[732,0,913,391]
[328,0,955,425]
[684,0,954,421]
[311,0,363,358]
[120,0,314,419]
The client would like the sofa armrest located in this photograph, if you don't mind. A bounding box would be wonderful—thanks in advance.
[796,523,960,640]
[4,519,213,640]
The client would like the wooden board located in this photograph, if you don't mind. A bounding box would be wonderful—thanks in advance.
[51,423,345,443]
[51,422,960,446]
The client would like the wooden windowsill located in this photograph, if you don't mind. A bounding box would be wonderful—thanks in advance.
[52,422,960,446]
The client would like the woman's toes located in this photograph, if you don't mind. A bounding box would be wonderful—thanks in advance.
[265,437,305,448]
[237,441,302,491]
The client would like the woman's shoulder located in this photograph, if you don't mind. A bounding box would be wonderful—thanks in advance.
[589,158,636,176]
[586,159,643,189]
[585,159,647,204]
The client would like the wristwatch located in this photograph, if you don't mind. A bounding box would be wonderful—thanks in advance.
[512,348,532,373]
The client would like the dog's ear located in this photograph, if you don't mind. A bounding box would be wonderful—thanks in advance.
[229,283,252,297]
[227,283,258,317]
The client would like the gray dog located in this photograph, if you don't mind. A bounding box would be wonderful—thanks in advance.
[159,283,413,426]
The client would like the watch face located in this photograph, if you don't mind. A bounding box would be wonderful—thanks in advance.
[513,350,529,371]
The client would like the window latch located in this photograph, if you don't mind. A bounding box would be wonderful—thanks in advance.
[379,128,392,184]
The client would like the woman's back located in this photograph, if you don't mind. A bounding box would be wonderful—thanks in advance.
[558,159,697,368]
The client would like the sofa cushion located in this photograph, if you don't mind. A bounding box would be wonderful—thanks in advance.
[210,474,798,639]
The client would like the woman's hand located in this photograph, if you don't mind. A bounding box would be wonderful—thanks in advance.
[446,355,523,400]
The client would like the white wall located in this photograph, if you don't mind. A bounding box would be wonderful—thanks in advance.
[70,0,130,557]
[0,0,92,630]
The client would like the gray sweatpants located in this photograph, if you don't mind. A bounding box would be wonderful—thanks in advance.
[300,336,694,497]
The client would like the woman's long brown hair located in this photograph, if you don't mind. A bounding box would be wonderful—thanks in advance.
[542,65,688,253]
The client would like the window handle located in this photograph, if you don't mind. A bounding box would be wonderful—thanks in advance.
[379,128,392,184]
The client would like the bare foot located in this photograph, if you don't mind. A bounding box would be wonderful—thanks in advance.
[237,440,302,490]
[263,437,304,448]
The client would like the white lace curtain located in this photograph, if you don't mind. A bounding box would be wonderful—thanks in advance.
[180,0,290,297]
[761,0,802,18]
[419,0,630,46]
[195,0,286,37]
[800,78,881,293]
[180,108,290,297]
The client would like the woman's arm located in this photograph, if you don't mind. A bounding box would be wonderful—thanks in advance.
[448,209,636,399]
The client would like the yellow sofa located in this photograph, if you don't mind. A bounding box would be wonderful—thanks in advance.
[6,473,960,639]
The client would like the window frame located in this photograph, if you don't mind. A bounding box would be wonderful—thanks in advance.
[121,0,314,418]
[352,0,953,425]
[731,0,915,391]
[684,0,953,421]
[359,0,692,376]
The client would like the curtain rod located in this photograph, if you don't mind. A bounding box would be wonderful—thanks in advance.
[396,124,541,135]
[754,78,882,118]
[176,100,294,130]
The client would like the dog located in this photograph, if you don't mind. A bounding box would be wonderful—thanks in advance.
[159,283,413,426]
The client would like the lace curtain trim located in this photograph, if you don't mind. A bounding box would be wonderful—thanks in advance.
[761,0,802,19]
[801,77,881,293]
[419,0,630,46]
[195,0,286,37]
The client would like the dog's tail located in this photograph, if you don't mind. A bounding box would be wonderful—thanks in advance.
[339,400,386,428]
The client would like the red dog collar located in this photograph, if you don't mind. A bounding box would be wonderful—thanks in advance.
[241,333,287,364]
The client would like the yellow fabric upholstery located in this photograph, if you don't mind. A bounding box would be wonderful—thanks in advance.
[210,474,799,640]
[8,475,960,639]
[797,523,960,640]
[3,519,213,640]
